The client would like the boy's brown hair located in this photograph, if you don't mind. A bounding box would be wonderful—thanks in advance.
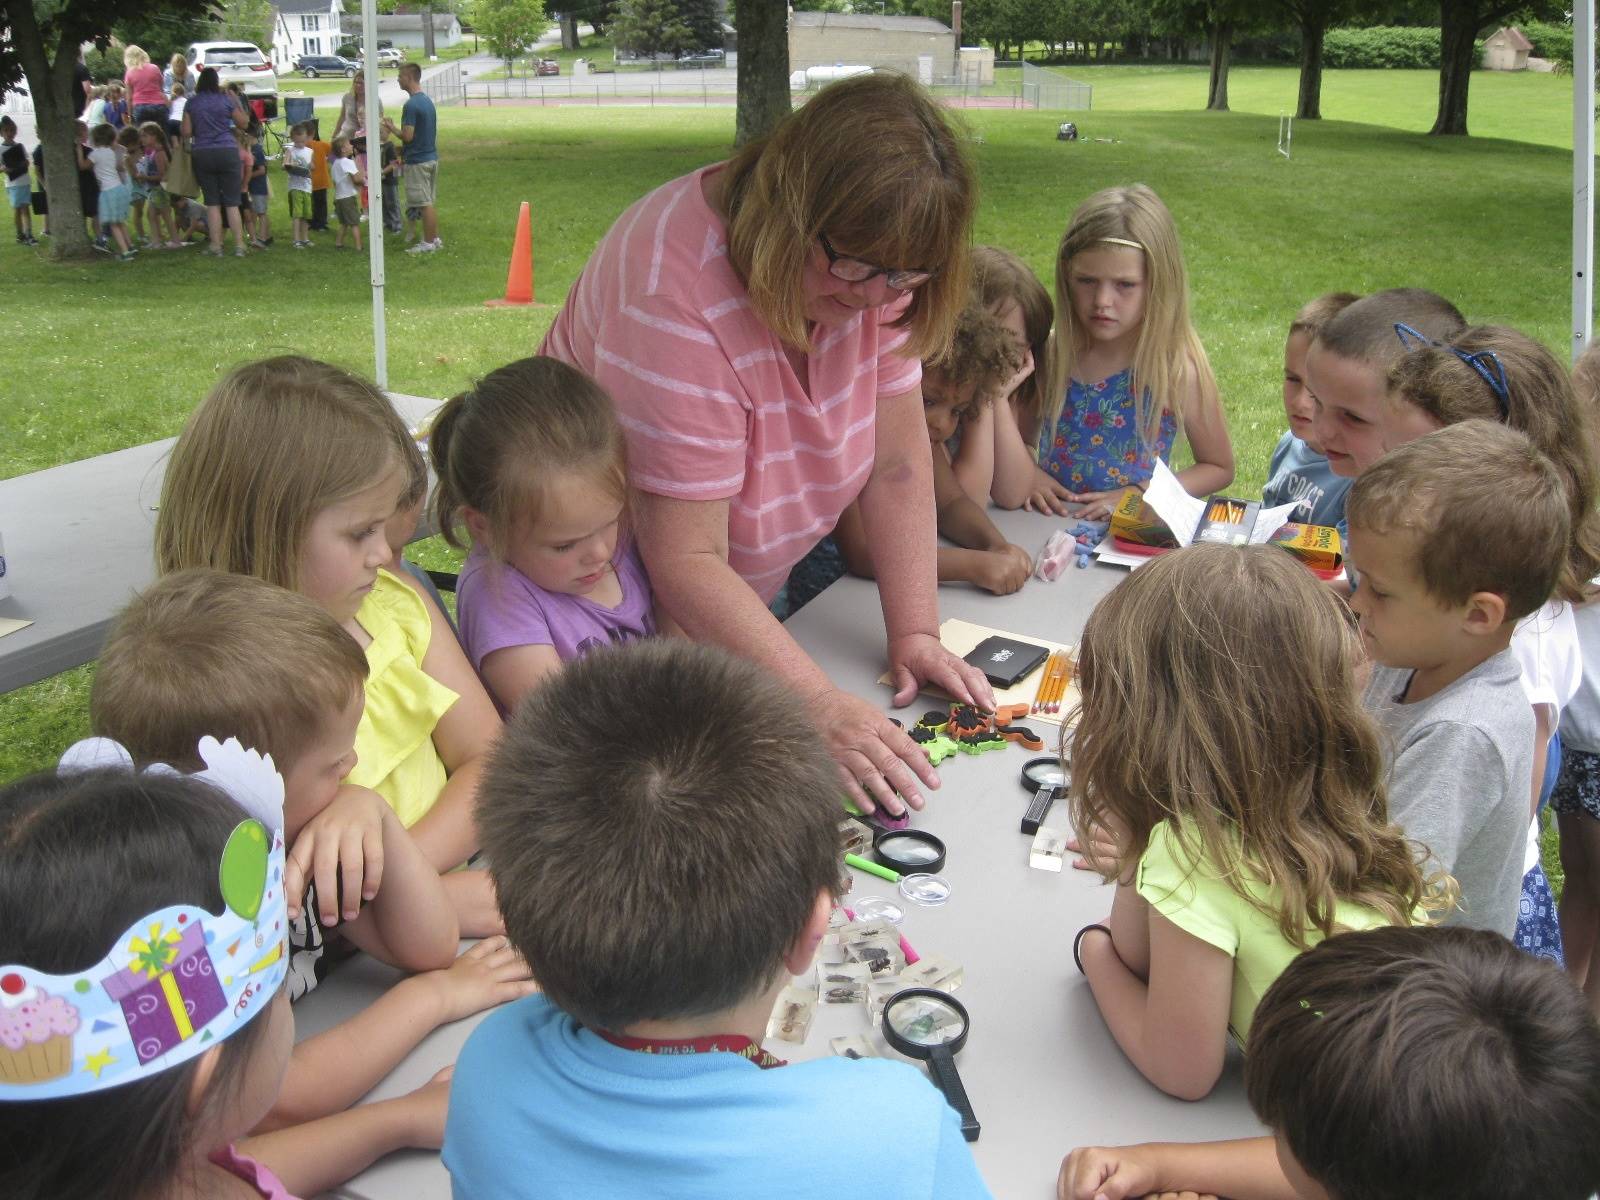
[115,125,141,150]
[1386,325,1600,603]
[1247,925,1600,1200]
[90,123,116,147]
[970,244,1053,421]
[91,569,367,772]
[721,71,975,360]
[1288,291,1359,340]
[1313,287,1465,367]
[477,640,842,1031]
[1067,544,1438,946]
[926,301,1025,420]
[1345,420,1569,620]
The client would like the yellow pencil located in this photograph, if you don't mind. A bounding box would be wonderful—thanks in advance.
[1050,653,1075,713]
[1031,652,1058,714]
[1039,652,1066,715]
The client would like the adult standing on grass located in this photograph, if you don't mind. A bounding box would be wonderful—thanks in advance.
[383,62,439,254]
[123,46,169,129]
[539,72,993,816]
[164,52,198,96]
[182,68,249,258]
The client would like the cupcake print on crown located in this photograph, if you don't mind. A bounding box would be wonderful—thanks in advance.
[0,973,80,1085]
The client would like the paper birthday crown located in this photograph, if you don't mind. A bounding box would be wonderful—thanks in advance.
[0,736,289,1102]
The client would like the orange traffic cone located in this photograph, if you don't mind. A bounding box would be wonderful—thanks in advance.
[485,201,536,307]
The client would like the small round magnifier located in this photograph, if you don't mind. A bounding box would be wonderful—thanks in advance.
[881,988,980,1142]
[1020,755,1069,794]
[873,828,947,876]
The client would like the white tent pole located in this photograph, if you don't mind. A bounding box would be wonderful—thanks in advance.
[1575,0,1594,362]
[362,0,389,387]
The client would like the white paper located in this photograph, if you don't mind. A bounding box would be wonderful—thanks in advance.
[1247,502,1304,545]
[1140,459,1209,549]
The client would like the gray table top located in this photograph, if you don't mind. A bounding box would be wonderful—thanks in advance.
[0,393,443,695]
[295,505,1264,1200]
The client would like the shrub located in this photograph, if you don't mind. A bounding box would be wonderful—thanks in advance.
[1322,27,1461,70]
[1519,20,1574,67]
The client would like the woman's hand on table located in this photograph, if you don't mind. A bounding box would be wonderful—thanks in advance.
[886,631,994,711]
[813,688,936,817]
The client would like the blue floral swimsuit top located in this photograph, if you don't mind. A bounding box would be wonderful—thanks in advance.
[1037,367,1177,493]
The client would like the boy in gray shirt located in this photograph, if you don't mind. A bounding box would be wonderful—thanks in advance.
[1347,421,1570,937]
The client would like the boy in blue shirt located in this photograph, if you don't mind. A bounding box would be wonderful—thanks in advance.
[1260,292,1358,527]
[445,641,993,1200]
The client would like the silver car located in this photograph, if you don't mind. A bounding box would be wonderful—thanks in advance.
[185,42,279,113]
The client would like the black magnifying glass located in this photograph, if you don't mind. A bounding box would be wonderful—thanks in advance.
[873,828,946,876]
[881,988,980,1141]
[1019,756,1070,835]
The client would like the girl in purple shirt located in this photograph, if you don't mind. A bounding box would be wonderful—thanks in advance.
[430,356,658,713]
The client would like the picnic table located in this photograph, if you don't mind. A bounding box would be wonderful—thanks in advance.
[0,393,442,695]
[295,504,1265,1200]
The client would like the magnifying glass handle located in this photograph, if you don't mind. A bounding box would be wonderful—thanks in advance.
[928,1045,980,1142]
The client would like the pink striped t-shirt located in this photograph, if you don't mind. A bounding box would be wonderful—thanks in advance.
[540,164,922,602]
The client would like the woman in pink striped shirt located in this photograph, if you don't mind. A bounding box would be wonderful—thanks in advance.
[542,73,994,817]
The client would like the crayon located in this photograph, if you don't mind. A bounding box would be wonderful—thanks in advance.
[845,853,901,883]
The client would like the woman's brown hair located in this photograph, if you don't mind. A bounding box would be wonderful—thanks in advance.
[970,244,1053,429]
[720,71,976,360]
[1066,544,1443,945]
[429,356,626,560]
[1387,324,1600,604]
[155,356,415,590]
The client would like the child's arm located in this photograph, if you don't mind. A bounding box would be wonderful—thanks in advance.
[284,784,459,971]
[243,1067,451,1195]
[260,938,534,1128]
[1078,888,1233,1101]
[949,402,999,505]
[1172,359,1235,499]
[480,643,563,716]
[1058,1138,1295,1200]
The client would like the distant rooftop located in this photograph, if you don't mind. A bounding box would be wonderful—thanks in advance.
[791,12,952,35]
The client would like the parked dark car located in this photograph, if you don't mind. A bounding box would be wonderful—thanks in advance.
[296,55,359,79]
[535,58,560,76]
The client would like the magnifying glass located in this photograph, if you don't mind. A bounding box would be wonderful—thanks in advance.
[881,988,980,1141]
[873,828,946,876]
[1019,756,1070,835]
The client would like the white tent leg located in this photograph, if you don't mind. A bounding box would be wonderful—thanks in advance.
[363,0,389,387]
[1575,0,1594,362]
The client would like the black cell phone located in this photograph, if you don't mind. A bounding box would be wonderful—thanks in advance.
[962,635,1050,688]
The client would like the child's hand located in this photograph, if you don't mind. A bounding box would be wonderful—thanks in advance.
[975,545,1032,595]
[426,935,538,1024]
[401,1065,453,1150]
[1065,486,1137,522]
[1022,470,1077,517]
[284,784,389,925]
[1058,1145,1164,1200]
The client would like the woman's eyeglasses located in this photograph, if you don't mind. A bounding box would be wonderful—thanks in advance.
[1394,322,1510,419]
[819,233,936,292]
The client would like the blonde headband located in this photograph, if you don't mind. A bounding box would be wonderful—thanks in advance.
[1097,237,1144,251]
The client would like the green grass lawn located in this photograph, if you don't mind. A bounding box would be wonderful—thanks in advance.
[0,68,1583,886]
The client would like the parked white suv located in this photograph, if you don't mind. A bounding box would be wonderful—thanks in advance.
[185,42,279,116]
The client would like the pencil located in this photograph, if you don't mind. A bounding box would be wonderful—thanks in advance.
[1048,653,1075,714]
[1043,652,1068,713]
[1031,652,1058,714]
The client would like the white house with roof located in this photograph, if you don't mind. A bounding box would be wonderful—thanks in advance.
[271,0,344,67]
[372,13,464,51]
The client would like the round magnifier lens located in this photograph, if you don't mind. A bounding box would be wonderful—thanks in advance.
[852,895,906,924]
[874,829,946,875]
[886,992,967,1047]
[1020,755,1069,794]
[899,873,951,906]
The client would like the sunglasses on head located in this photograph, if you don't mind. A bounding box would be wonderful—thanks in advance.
[819,233,936,292]
[1394,322,1510,419]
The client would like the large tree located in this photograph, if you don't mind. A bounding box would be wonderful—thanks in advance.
[611,0,691,56]
[677,0,723,50]
[0,0,220,259]
[1429,0,1514,134]
[477,0,549,70]
[733,0,788,146]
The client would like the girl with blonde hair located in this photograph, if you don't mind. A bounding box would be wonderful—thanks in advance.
[1068,544,1443,1101]
[1039,184,1233,520]
[155,355,504,936]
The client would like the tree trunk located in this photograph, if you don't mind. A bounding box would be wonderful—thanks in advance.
[734,0,789,148]
[561,13,580,50]
[1296,13,1326,119]
[1206,20,1233,111]
[11,8,91,258]
[1430,1,1478,135]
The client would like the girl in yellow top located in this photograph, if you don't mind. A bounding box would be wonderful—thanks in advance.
[1065,544,1448,1101]
[155,355,503,936]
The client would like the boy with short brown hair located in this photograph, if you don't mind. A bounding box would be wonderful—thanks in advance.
[1059,925,1600,1200]
[1260,291,1359,525]
[92,569,531,1130]
[835,301,1034,595]
[1348,420,1569,936]
[1306,287,1465,480]
[447,640,993,1199]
